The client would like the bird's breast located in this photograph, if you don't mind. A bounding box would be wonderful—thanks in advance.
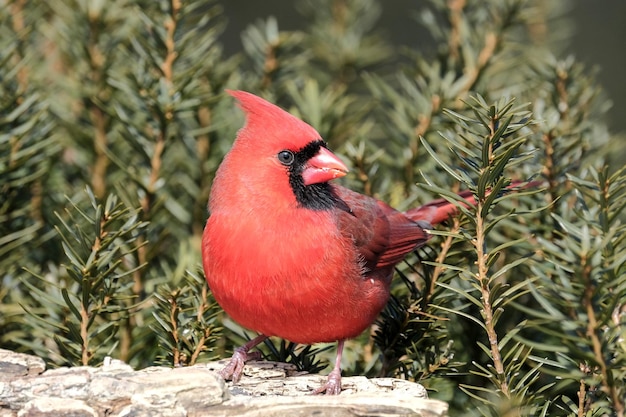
[202,208,390,344]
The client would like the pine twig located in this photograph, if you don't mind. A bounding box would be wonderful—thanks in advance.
[474,199,510,398]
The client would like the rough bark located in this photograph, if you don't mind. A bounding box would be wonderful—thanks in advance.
[0,349,448,417]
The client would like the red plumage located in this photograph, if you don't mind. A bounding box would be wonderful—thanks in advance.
[202,91,496,394]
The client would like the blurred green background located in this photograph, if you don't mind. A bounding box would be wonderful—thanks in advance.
[220,1,626,136]
[2,1,624,414]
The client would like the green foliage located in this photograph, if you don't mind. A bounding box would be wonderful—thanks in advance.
[1,0,624,416]
[520,167,626,417]
[425,96,542,414]
[262,339,332,375]
[152,267,222,367]
[22,188,147,366]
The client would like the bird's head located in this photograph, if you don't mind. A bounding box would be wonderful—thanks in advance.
[220,90,349,210]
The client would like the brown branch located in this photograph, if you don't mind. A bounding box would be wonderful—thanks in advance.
[577,363,590,417]
[136,0,180,285]
[92,212,107,253]
[555,67,569,121]
[582,257,625,417]
[81,303,90,366]
[197,281,209,322]
[30,179,43,224]
[189,330,208,366]
[447,0,466,62]
[190,278,212,365]
[127,0,181,361]
[148,138,166,200]
[471,115,510,398]
[132,132,166,304]
[84,10,111,200]
[465,31,497,95]
[424,216,460,307]
[161,0,181,84]
[79,208,110,366]
[90,105,109,199]
[408,94,441,189]
[454,31,499,108]
[261,44,278,90]
[119,323,132,363]
[139,0,179,213]
[539,66,575,223]
[476,32,498,73]
[169,292,181,366]
[541,131,557,206]
[474,202,510,398]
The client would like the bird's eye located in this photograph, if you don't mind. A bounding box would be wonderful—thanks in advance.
[277,150,295,166]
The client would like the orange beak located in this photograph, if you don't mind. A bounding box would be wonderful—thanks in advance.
[301,147,349,186]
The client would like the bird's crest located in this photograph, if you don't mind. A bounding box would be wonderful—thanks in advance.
[226,90,321,152]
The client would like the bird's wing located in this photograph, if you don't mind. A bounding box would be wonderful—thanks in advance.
[333,186,430,272]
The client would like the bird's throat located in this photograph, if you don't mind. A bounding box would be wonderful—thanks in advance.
[290,180,340,211]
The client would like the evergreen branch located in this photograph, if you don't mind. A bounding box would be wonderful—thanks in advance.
[523,167,625,416]
[21,188,147,366]
[262,339,330,375]
[152,266,221,367]
[91,105,109,199]
[423,95,542,412]
[474,198,510,398]
[577,369,588,417]
[161,0,180,83]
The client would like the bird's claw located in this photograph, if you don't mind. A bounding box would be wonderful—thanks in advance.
[311,368,342,395]
[218,348,262,382]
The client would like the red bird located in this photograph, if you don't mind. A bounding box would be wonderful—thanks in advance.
[203,91,478,394]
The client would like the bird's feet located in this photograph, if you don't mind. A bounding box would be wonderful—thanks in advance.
[312,367,342,395]
[218,347,262,382]
[218,335,267,382]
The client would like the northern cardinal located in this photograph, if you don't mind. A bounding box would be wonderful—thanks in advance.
[202,91,513,394]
